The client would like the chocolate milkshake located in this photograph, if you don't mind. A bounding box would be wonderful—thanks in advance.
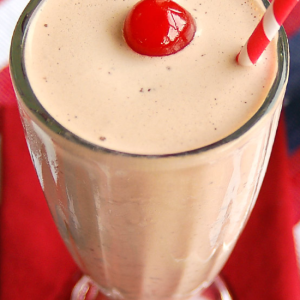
[10,0,288,298]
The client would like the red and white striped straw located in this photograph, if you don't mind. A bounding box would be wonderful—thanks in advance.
[237,0,299,67]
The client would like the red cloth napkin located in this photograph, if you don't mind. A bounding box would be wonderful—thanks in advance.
[223,116,300,300]
[1,65,300,300]
[0,67,79,300]
[1,6,300,297]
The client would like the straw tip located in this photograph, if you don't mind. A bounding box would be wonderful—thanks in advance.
[236,48,255,67]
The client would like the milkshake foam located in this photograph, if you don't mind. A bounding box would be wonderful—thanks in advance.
[24,0,277,155]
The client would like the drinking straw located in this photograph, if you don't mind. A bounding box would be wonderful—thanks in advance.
[237,0,299,66]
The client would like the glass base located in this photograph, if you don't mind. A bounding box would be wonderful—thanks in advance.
[71,275,101,300]
[71,275,233,300]
[199,276,233,300]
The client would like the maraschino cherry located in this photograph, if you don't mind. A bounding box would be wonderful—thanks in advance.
[123,0,196,56]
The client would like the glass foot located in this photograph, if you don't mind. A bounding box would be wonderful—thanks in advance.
[71,275,102,300]
[71,275,232,300]
[199,276,233,300]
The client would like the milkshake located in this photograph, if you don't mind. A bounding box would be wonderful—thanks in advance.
[23,0,277,155]
[10,0,288,299]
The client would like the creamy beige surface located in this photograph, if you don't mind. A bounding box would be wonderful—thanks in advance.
[25,0,277,155]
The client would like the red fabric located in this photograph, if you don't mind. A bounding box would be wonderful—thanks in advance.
[0,67,79,300]
[1,5,300,298]
[289,148,300,224]
[1,64,300,299]
[223,118,300,300]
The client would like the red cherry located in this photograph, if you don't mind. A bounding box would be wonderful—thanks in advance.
[123,0,196,56]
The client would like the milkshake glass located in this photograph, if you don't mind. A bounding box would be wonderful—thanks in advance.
[10,0,289,299]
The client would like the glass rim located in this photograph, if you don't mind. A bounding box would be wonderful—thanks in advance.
[10,0,289,159]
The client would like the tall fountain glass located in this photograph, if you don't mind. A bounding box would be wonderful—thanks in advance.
[10,0,289,299]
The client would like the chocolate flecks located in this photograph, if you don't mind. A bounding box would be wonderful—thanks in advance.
[139,88,144,92]
[166,66,171,70]
[44,24,48,27]
[43,77,48,82]
[74,115,78,119]
[99,136,106,141]
[148,89,151,92]
[201,54,206,57]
